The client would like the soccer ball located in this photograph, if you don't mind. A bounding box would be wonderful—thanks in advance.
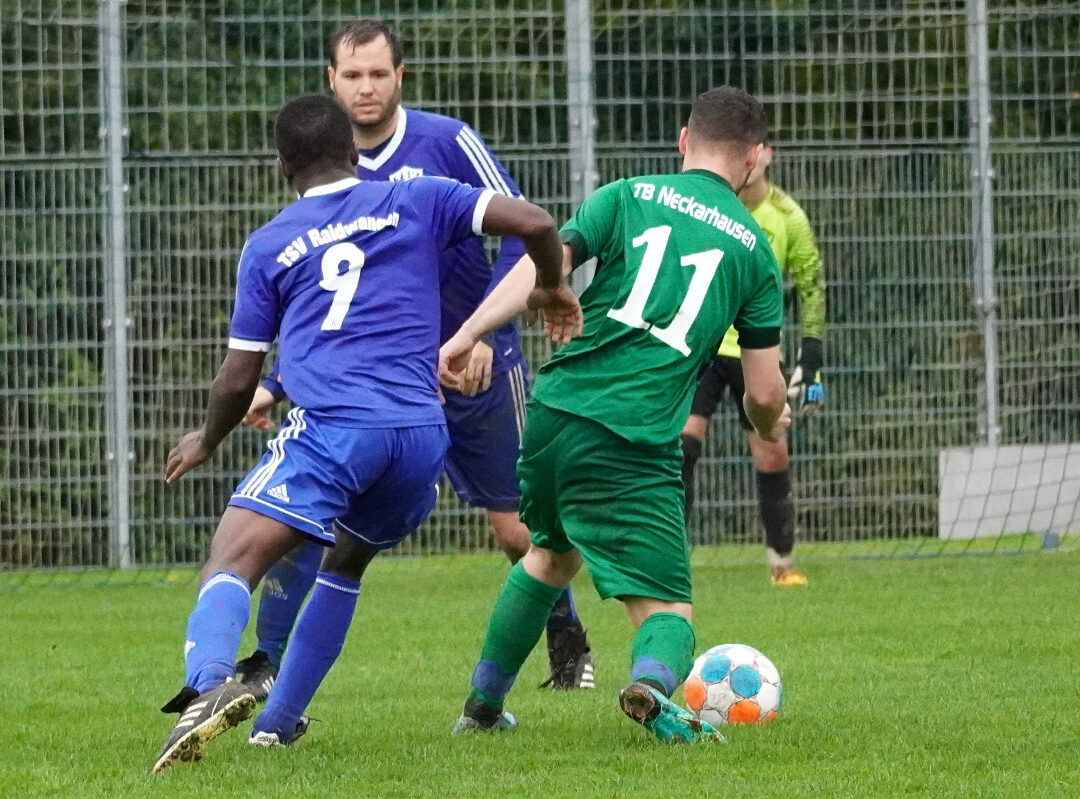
[683,643,782,725]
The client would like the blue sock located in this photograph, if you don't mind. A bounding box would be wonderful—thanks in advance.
[185,571,251,693]
[546,587,580,633]
[252,572,360,736]
[255,541,323,667]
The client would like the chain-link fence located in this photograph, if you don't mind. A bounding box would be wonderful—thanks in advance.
[2,0,1078,572]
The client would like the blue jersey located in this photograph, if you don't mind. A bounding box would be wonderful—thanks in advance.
[355,107,526,371]
[229,176,493,428]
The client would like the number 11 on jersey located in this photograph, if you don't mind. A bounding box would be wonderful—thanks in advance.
[606,224,724,356]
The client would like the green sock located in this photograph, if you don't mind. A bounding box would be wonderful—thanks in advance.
[468,562,563,708]
[629,612,696,697]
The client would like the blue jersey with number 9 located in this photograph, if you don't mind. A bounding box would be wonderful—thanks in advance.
[228,176,493,428]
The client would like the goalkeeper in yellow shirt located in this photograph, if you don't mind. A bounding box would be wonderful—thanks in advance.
[680,146,825,585]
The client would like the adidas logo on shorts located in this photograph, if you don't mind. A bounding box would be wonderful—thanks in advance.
[267,484,290,503]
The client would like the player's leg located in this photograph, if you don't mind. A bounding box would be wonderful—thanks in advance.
[681,356,727,528]
[616,597,722,743]
[623,596,695,697]
[545,406,721,743]
[236,539,324,700]
[250,423,449,747]
[680,416,708,524]
[153,409,356,772]
[185,509,305,693]
[444,362,593,689]
[153,509,310,773]
[721,358,806,586]
[455,544,583,732]
[454,400,580,731]
[250,532,379,747]
[747,429,806,585]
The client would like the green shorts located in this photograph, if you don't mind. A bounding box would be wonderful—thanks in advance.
[518,401,691,604]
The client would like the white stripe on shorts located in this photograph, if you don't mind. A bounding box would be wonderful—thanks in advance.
[239,408,306,499]
[508,364,528,438]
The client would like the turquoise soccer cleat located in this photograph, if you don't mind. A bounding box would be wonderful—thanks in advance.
[618,681,726,744]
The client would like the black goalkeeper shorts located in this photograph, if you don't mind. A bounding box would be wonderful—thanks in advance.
[688,355,753,431]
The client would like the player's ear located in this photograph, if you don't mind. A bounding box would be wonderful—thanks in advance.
[678,127,689,155]
[746,142,764,173]
[278,155,293,183]
[349,147,359,167]
[327,65,336,92]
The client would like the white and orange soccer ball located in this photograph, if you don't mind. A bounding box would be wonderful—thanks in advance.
[683,643,782,726]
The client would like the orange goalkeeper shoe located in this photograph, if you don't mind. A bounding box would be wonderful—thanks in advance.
[770,568,809,587]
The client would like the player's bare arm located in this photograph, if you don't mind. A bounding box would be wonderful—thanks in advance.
[740,345,790,443]
[526,244,580,341]
[439,256,581,392]
[440,198,581,391]
[165,348,267,484]
[481,194,563,287]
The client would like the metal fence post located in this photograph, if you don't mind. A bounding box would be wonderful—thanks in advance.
[967,0,1000,446]
[565,0,598,290]
[100,0,132,568]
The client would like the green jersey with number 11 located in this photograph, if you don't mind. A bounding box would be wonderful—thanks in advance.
[532,169,783,446]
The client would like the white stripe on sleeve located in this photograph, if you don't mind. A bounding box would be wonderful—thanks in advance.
[459,127,515,196]
[455,130,513,197]
[471,188,497,236]
[228,337,272,352]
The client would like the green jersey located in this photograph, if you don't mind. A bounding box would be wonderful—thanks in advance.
[532,169,783,446]
[718,182,825,358]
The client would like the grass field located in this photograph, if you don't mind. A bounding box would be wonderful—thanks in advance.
[6,550,1080,798]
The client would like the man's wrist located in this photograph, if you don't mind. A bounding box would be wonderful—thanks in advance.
[194,427,218,454]
[536,273,563,291]
[799,337,823,378]
[260,377,286,402]
[457,320,484,346]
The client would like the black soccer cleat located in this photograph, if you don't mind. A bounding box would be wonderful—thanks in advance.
[152,679,256,774]
[160,686,199,714]
[235,650,279,702]
[539,623,595,689]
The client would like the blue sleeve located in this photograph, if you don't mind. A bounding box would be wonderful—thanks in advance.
[409,177,493,252]
[260,356,286,402]
[484,228,528,300]
[449,124,521,199]
[446,124,527,299]
[228,239,280,352]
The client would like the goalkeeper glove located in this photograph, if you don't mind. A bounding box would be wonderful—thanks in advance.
[787,337,824,416]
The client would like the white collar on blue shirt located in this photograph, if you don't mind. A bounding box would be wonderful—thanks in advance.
[357,106,408,171]
[302,176,362,198]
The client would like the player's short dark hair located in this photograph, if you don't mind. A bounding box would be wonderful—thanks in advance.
[274,94,355,174]
[687,86,767,152]
[328,19,402,67]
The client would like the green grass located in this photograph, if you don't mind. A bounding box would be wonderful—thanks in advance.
[6,550,1080,798]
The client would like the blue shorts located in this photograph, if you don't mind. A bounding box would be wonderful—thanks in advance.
[229,408,449,549]
[442,360,528,512]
